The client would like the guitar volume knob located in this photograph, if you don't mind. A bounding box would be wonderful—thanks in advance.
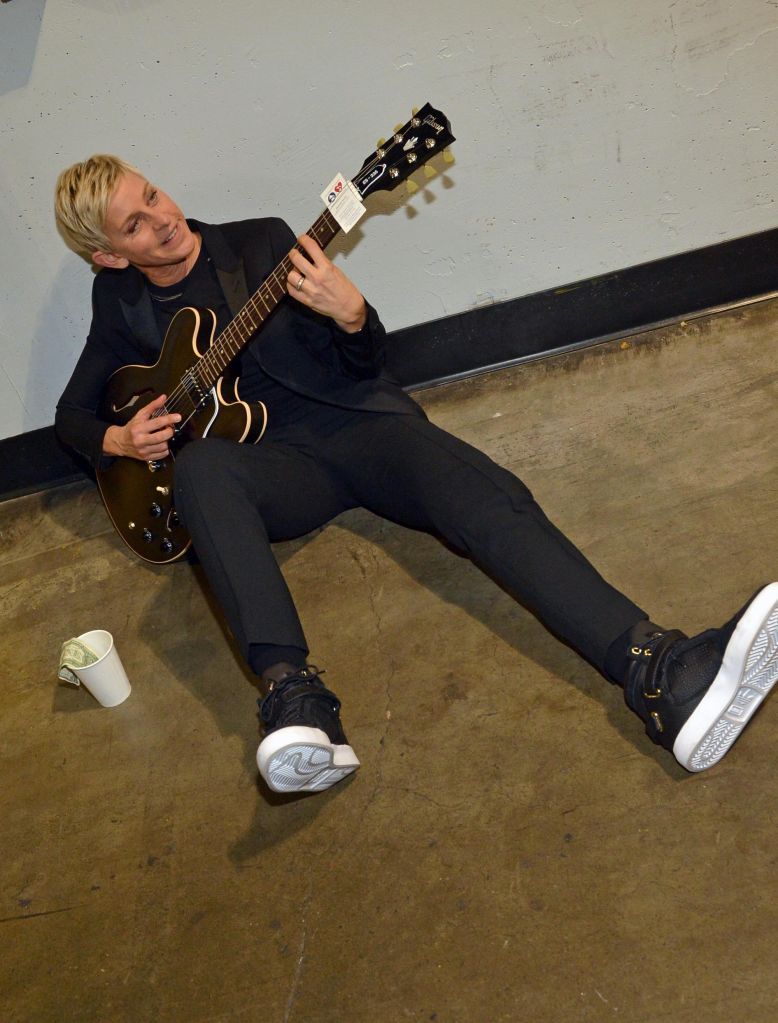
[149,503,162,518]
[160,538,174,555]
[142,529,154,543]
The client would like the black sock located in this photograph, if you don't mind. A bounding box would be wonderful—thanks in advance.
[249,643,307,678]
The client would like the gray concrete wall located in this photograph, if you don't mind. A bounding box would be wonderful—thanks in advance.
[2,0,777,439]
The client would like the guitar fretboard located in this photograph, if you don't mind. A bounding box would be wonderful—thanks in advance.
[164,206,341,420]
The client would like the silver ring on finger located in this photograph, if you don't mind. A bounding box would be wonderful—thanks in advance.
[295,273,306,292]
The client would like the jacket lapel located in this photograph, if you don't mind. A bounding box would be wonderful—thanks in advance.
[215,264,250,317]
[195,221,250,317]
[119,290,163,353]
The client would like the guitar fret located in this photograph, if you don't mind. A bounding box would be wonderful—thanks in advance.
[180,209,345,395]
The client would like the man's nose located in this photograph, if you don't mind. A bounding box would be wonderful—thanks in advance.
[151,207,172,231]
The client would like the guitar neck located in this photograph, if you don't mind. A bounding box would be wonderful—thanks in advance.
[174,102,454,401]
[196,206,342,390]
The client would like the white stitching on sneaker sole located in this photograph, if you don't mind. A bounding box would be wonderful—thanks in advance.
[673,583,778,772]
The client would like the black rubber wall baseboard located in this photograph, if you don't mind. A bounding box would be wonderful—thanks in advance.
[386,227,778,388]
[2,226,777,503]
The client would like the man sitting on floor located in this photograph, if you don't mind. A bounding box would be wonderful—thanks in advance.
[54,154,778,793]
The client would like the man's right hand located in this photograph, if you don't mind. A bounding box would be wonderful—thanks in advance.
[103,393,182,461]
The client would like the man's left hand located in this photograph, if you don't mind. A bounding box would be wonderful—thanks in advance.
[286,234,367,333]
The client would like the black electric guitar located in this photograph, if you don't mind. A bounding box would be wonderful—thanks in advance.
[96,103,455,564]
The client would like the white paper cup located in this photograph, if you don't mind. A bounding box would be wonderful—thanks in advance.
[71,630,131,707]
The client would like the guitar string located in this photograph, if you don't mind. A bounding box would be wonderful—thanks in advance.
[149,121,443,426]
[160,209,339,423]
[156,127,431,421]
[158,122,438,419]
[177,136,397,402]
[170,114,451,414]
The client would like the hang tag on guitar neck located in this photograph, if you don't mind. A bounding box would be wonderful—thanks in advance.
[320,173,366,233]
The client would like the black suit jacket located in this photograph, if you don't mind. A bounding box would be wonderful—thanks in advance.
[55,217,422,469]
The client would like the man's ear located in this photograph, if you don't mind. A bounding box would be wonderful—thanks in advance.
[92,250,130,270]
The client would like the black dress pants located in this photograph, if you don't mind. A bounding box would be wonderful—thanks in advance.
[173,406,646,676]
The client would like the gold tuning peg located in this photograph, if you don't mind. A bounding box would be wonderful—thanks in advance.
[376,137,386,148]
[423,164,436,179]
[394,123,403,133]
[443,148,454,164]
[406,178,419,195]
[412,106,419,115]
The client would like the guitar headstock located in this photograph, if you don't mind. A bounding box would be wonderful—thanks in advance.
[351,103,455,199]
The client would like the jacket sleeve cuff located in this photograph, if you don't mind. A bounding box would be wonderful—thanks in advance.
[330,300,387,376]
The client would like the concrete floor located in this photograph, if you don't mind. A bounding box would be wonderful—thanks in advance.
[2,299,778,1023]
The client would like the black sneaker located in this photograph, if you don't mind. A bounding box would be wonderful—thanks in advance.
[256,666,360,793]
[624,583,778,771]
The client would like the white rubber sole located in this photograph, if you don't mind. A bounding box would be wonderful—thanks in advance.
[257,725,360,794]
[674,583,778,772]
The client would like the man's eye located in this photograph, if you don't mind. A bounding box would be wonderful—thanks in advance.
[127,220,140,235]
[149,190,159,203]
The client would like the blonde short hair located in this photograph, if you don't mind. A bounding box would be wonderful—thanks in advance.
[54,154,141,255]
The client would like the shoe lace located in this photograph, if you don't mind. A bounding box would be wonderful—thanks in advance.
[259,665,340,727]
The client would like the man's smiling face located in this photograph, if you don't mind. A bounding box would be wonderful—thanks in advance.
[96,171,198,281]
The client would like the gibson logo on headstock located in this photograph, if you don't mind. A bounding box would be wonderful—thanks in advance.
[423,114,446,134]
